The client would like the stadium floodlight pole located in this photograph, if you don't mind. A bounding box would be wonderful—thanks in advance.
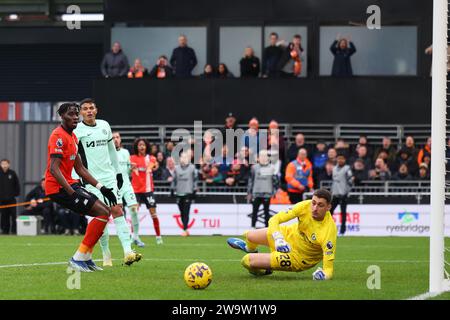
[429,0,447,294]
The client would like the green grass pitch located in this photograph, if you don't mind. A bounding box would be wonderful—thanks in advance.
[0,235,449,300]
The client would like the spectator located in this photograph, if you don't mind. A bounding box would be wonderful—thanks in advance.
[153,153,170,181]
[374,137,396,164]
[214,145,234,177]
[55,204,80,235]
[285,148,313,204]
[22,178,55,234]
[0,159,20,234]
[350,145,372,170]
[316,160,335,187]
[217,63,234,78]
[101,41,129,78]
[287,133,311,162]
[327,147,338,165]
[205,165,224,185]
[278,34,304,78]
[262,32,283,78]
[404,136,419,161]
[417,163,430,180]
[312,141,328,187]
[392,163,413,181]
[394,147,419,177]
[164,141,175,158]
[331,153,353,236]
[170,35,197,78]
[369,158,391,181]
[166,157,177,182]
[127,58,148,78]
[149,55,173,79]
[240,47,260,78]
[225,160,248,186]
[200,64,215,78]
[221,112,239,148]
[242,117,260,162]
[352,135,373,158]
[247,150,279,228]
[267,120,286,164]
[330,35,356,77]
[417,137,431,166]
[375,150,394,172]
[335,138,351,159]
[351,158,369,186]
[150,144,159,157]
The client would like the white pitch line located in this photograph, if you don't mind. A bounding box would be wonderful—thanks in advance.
[406,291,445,300]
[0,258,428,269]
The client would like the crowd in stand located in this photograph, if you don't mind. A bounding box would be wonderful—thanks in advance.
[101,33,356,79]
[120,113,437,205]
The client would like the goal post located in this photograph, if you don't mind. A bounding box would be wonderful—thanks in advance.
[429,0,448,294]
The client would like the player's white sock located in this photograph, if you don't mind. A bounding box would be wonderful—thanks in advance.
[73,251,89,261]
[99,226,110,256]
[114,215,133,255]
[129,206,140,240]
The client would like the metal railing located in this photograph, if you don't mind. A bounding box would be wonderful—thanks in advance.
[111,123,432,148]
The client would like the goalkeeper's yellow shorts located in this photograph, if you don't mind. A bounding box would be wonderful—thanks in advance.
[267,223,318,272]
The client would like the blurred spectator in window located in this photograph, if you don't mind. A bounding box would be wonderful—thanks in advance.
[278,34,304,78]
[331,153,353,236]
[217,63,234,78]
[268,120,286,164]
[285,148,313,204]
[374,137,396,164]
[350,145,372,170]
[127,58,148,78]
[351,158,368,186]
[327,147,338,165]
[392,163,413,181]
[394,147,419,177]
[312,141,328,187]
[404,136,419,161]
[101,41,130,78]
[149,55,173,79]
[170,35,197,78]
[335,138,351,159]
[200,64,215,79]
[225,160,249,187]
[287,133,311,162]
[262,32,283,78]
[330,34,356,77]
[205,165,224,185]
[369,158,391,181]
[247,151,279,228]
[240,47,260,78]
[417,137,431,166]
[22,178,55,234]
[316,160,335,187]
[0,159,20,234]
[164,141,175,158]
[55,204,80,235]
[417,163,430,180]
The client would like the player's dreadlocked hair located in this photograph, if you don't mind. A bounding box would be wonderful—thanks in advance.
[57,102,80,116]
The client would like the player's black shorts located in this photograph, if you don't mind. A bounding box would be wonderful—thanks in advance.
[135,192,157,209]
[48,183,98,215]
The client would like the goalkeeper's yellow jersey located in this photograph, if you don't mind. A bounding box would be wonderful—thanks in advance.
[268,199,337,278]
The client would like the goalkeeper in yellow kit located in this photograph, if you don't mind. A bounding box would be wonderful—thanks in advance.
[227,189,337,280]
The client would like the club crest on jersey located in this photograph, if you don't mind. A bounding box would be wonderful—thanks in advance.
[326,241,333,249]
[56,138,63,148]
[102,129,108,135]
[311,233,317,241]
